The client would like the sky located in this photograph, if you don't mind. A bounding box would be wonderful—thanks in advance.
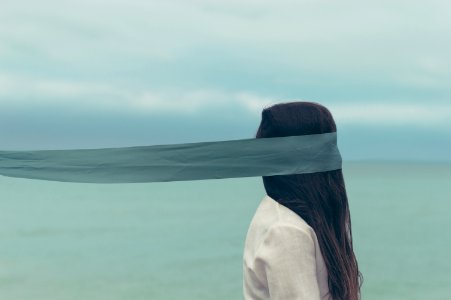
[0,0,450,161]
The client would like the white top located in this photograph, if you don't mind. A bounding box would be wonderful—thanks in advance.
[243,194,331,300]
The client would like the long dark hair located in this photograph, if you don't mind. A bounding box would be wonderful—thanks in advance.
[255,101,363,300]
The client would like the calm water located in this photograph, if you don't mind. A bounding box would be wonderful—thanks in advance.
[0,162,450,300]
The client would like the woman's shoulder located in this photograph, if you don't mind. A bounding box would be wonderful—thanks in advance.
[244,194,316,254]
[262,194,314,233]
[243,195,330,300]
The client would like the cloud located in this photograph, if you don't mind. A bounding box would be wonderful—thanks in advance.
[1,0,450,83]
[1,0,451,129]
[0,72,275,114]
[328,102,451,127]
[1,73,450,127]
[132,90,275,114]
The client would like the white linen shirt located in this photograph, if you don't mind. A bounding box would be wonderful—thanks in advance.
[243,194,331,300]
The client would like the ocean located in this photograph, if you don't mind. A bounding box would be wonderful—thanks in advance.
[0,161,450,300]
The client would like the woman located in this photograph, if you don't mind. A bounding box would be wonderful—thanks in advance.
[243,101,363,300]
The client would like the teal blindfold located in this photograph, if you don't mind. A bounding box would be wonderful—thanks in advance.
[0,132,341,183]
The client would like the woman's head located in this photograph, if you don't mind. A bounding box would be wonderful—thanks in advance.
[256,101,363,300]
[256,101,336,138]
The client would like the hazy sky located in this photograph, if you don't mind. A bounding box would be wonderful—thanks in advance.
[0,0,450,161]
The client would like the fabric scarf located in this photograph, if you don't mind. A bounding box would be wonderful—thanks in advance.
[0,132,341,183]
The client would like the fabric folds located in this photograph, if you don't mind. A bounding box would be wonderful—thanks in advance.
[0,132,341,183]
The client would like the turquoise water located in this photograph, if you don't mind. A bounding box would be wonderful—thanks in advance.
[0,162,450,299]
